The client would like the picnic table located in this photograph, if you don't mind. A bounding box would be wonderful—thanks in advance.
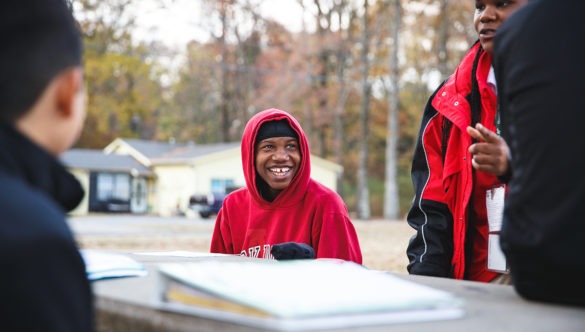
[92,252,585,332]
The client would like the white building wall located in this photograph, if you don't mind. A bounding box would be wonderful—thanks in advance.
[152,164,197,217]
[192,154,245,194]
[310,164,339,192]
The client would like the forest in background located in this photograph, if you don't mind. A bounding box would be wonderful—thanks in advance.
[71,0,476,219]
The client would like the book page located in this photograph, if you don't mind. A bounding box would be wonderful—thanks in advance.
[81,249,147,281]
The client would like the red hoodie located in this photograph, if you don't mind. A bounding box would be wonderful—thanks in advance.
[210,108,362,264]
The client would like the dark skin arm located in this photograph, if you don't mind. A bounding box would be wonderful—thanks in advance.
[467,123,510,177]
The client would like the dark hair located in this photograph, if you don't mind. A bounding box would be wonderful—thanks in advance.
[0,0,82,123]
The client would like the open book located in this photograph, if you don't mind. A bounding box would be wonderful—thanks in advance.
[80,250,147,281]
[157,259,463,331]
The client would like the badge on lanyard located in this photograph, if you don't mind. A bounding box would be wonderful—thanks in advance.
[486,185,509,273]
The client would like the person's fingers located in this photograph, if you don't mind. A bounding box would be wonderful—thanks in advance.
[472,153,491,165]
[478,143,503,155]
[474,123,500,144]
[469,142,487,155]
[467,126,488,142]
[471,157,491,172]
[472,153,508,176]
[472,156,501,175]
[468,124,510,176]
[469,142,500,155]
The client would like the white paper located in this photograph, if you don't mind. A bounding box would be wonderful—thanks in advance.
[487,234,508,273]
[486,186,506,232]
[80,250,147,281]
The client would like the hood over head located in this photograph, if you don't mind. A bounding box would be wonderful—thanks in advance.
[241,108,311,206]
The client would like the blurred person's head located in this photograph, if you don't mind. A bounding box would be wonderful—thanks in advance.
[0,0,85,155]
[474,0,529,54]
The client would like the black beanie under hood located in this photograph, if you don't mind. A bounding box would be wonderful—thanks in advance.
[255,119,298,144]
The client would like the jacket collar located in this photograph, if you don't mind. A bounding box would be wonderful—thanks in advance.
[432,43,496,131]
[0,123,84,212]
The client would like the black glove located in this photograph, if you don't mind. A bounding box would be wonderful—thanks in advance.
[271,242,315,260]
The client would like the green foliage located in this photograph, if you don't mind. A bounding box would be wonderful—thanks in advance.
[73,0,168,148]
[81,47,166,147]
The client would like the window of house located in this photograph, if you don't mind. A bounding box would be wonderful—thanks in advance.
[211,178,234,194]
[97,173,131,200]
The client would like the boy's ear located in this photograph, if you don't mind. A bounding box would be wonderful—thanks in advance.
[55,67,84,117]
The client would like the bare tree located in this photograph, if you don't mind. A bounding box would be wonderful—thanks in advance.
[296,0,355,159]
[357,0,371,220]
[332,1,357,197]
[383,0,401,220]
[219,0,232,142]
[314,0,330,157]
[232,0,263,137]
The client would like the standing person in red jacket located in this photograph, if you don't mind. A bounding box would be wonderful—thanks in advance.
[210,108,362,264]
[406,0,527,282]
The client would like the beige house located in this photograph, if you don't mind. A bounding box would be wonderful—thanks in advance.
[62,138,343,217]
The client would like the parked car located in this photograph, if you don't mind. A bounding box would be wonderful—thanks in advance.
[189,192,226,219]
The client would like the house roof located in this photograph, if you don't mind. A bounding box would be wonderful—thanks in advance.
[61,149,154,176]
[111,138,189,159]
[152,142,241,163]
[104,138,241,165]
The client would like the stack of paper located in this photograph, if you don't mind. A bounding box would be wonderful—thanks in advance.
[80,250,147,281]
[157,259,463,331]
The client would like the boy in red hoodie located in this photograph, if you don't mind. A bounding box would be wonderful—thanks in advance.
[210,108,362,264]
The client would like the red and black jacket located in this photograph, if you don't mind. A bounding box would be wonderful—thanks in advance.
[406,43,500,281]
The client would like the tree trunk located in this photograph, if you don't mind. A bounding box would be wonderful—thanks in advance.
[219,0,230,142]
[357,0,371,220]
[383,0,402,220]
[333,0,351,171]
[334,50,349,196]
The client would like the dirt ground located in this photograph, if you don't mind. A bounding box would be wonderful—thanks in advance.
[353,220,414,273]
[76,218,414,274]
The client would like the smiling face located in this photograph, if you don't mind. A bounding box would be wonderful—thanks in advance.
[255,136,301,201]
[474,0,528,54]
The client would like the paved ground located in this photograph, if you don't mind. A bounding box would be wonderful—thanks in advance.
[68,214,213,236]
[68,214,413,273]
